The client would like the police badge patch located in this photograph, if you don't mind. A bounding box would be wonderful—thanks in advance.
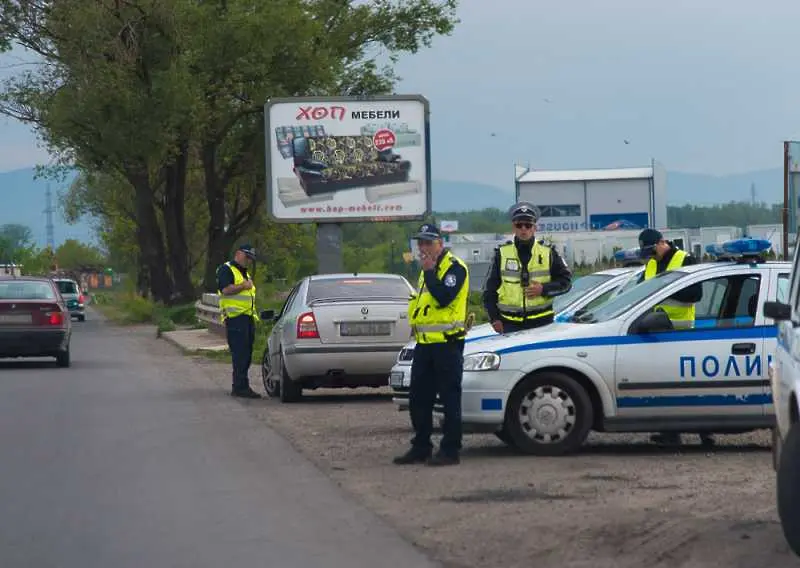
[444,274,457,287]
[505,259,520,272]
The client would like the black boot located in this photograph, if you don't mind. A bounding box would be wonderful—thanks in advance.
[393,449,431,465]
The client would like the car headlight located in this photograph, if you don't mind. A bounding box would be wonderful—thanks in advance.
[463,352,501,371]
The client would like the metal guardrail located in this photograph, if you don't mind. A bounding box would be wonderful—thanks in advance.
[195,293,225,336]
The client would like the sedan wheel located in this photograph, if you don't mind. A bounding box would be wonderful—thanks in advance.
[778,421,800,556]
[261,350,280,398]
[505,372,593,456]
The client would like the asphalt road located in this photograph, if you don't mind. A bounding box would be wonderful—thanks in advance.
[0,309,439,568]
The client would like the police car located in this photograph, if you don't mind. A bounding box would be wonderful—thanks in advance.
[763,241,800,556]
[434,238,789,455]
[388,266,645,410]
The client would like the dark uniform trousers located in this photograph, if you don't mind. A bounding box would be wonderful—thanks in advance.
[226,314,255,392]
[409,339,464,457]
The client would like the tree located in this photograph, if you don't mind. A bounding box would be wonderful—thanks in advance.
[0,223,33,255]
[55,239,105,270]
[0,0,461,299]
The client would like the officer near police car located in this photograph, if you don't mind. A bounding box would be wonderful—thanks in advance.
[637,228,710,447]
[394,223,470,467]
[482,202,573,334]
[217,243,262,399]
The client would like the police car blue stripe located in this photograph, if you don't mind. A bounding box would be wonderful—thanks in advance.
[617,393,770,408]
[494,325,776,355]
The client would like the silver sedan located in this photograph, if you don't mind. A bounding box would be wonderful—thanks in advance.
[261,273,415,402]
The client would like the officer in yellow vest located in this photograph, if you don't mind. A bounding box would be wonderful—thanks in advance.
[637,228,708,447]
[394,224,469,467]
[482,202,573,333]
[217,243,261,399]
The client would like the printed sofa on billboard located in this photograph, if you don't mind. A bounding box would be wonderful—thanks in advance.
[364,181,422,204]
[291,134,412,196]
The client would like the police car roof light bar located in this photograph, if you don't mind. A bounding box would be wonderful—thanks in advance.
[614,247,641,262]
[705,238,772,261]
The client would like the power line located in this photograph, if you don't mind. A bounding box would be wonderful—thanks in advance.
[44,183,54,250]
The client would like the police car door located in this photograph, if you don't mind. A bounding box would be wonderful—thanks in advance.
[614,268,770,427]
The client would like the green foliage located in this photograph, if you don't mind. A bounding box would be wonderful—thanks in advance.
[55,238,105,269]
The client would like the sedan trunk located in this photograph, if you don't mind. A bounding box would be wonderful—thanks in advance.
[309,299,412,345]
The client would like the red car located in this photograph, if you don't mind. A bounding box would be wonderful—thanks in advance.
[0,276,72,367]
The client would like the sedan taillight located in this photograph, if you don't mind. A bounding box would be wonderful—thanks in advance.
[46,311,64,326]
[297,312,319,339]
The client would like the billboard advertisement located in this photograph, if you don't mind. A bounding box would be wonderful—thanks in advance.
[264,95,431,223]
[788,141,800,235]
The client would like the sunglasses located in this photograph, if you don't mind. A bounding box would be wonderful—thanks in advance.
[514,222,534,229]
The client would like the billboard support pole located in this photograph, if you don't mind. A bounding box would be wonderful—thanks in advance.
[784,141,790,260]
[316,223,343,274]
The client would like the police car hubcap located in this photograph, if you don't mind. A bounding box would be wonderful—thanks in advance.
[519,386,576,443]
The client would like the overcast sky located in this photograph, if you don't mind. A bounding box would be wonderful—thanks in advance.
[2,0,800,189]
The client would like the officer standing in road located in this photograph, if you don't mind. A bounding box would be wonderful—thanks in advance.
[483,202,573,334]
[217,244,262,399]
[394,223,469,467]
[637,228,708,446]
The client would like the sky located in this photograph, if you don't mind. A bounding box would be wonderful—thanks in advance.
[2,0,800,191]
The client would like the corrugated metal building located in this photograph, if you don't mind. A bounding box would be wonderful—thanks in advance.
[515,162,668,232]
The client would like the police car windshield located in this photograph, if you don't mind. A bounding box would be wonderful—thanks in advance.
[552,274,613,313]
[574,271,685,323]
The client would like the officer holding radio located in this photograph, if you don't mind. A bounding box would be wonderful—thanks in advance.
[483,202,573,333]
[394,223,470,467]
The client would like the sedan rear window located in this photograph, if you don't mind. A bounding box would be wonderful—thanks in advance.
[55,280,78,294]
[307,277,412,302]
[0,281,57,300]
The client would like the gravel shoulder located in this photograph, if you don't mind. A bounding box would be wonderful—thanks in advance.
[158,330,796,568]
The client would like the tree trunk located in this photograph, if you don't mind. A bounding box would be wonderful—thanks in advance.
[202,143,231,292]
[130,173,172,303]
[161,140,195,304]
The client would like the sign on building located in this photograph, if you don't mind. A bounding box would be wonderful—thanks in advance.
[439,220,459,232]
[264,95,431,223]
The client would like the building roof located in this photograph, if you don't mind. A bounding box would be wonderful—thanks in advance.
[517,166,654,183]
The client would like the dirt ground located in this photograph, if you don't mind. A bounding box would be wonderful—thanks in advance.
[166,334,797,568]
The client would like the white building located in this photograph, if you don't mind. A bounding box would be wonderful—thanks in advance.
[514,161,668,233]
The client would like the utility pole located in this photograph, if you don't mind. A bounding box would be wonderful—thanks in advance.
[44,183,55,251]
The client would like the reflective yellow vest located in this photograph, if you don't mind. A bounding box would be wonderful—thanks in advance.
[497,241,553,322]
[217,262,257,322]
[409,250,470,345]
[644,249,695,328]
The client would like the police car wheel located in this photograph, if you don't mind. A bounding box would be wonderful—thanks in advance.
[261,350,280,398]
[505,372,593,456]
[777,421,800,556]
[773,427,782,473]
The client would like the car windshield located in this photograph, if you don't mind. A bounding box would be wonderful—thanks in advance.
[553,273,614,313]
[572,271,685,323]
[0,281,56,300]
[55,280,78,294]
[307,277,413,302]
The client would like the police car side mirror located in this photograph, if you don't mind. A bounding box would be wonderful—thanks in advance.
[260,309,276,322]
[631,311,673,334]
[764,301,791,322]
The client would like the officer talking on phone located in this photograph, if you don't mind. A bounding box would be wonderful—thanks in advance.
[483,202,573,333]
[394,223,470,467]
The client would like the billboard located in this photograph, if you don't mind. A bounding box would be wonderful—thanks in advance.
[264,95,431,223]
[788,141,800,235]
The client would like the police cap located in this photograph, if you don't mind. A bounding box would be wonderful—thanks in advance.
[509,202,539,222]
[412,223,442,241]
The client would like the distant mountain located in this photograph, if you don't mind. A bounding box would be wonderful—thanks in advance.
[0,165,788,248]
[666,168,783,205]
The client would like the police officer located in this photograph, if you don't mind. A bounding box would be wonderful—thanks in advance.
[637,228,708,446]
[217,243,262,399]
[394,223,469,467]
[483,202,573,333]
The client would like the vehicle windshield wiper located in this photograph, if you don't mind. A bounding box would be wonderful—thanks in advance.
[571,310,597,323]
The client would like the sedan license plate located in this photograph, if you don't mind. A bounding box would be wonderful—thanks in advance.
[390,371,404,388]
[340,322,391,336]
[0,314,32,324]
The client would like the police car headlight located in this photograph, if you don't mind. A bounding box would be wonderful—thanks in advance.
[463,352,501,371]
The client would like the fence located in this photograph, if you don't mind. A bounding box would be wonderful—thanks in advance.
[195,293,225,336]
